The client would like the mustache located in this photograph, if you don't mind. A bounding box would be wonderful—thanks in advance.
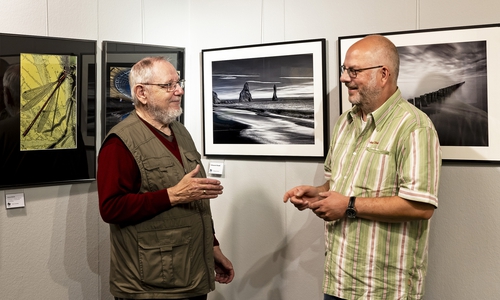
[345,83,357,89]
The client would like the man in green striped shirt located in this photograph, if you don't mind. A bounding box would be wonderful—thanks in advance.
[283,35,441,300]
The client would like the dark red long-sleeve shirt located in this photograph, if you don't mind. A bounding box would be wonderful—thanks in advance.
[97,134,173,225]
[97,119,179,225]
[97,118,219,245]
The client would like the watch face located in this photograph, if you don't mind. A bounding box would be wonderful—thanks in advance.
[346,208,357,219]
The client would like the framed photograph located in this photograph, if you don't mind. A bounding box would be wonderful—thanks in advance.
[202,39,327,159]
[102,41,185,137]
[339,24,500,161]
[0,32,96,189]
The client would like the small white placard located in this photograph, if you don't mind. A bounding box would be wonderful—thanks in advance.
[208,162,224,175]
[5,192,25,209]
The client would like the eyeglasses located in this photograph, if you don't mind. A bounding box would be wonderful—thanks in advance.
[139,79,185,92]
[340,65,383,78]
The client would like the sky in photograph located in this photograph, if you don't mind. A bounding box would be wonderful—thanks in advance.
[211,54,314,100]
[397,40,487,100]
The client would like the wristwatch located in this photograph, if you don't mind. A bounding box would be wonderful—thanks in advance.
[346,196,357,219]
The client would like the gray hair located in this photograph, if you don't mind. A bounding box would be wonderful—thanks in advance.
[129,56,170,105]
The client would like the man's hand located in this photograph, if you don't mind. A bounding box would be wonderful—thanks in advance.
[283,181,329,210]
[213,246,234,284]
[309,191,349,221]
[168,164,223,206]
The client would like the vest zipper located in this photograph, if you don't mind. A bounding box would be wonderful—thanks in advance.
[195,201,213,289]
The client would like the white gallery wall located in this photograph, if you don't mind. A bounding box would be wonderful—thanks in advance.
[0,0,499,299]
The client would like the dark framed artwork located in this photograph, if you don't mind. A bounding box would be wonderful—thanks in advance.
[102,41,185,138]
[202,39,327,159]
[0,32,96,189]
[339,24,500,161]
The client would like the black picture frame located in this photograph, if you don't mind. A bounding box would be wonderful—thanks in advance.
[102,41,185,138]
[339,24,500,161]
[202,39,327,159]
[0,32,96,189]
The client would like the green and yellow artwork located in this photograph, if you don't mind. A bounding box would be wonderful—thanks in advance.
[20,53,78,150]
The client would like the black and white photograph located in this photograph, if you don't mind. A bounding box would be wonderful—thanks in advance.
[339,24,500,161]
[202,39,327,158]
[397,41,487,147]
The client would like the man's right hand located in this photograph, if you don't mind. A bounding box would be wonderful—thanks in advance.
[283,181,330,211]
[168,164,223,205]
[282,185,320,210]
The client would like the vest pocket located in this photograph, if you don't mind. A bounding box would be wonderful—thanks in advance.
[184,151,204,177]
[142,157,181,190]
[138,227,192,288]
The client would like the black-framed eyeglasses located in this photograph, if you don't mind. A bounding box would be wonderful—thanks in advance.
[340,65,383,78]
[139,79,185,92]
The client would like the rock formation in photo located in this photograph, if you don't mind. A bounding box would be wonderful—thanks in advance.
[212,91,221,104]
[272,84,279,101]
[239,82,253,102]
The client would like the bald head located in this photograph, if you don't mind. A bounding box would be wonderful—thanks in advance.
[350,35,400,84]
[341,35,401,115]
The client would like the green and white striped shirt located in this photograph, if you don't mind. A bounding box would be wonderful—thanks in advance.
[323,89,441,300]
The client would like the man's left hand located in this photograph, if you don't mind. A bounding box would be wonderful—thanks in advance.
[309,191,349,221]
[213,245,234,284]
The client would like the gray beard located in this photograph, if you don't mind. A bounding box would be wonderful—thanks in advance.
[147,104,183,125]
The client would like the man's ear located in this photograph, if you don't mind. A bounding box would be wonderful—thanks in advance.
[380,66,391,86]
[133,84,148,105]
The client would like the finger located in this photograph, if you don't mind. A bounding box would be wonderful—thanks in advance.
[194,177,222,188]
[203,183,223,194]
[297,205,309,211]
[290,199,309,210]
[318,191,330,198]
[283,187,306,203]
[309,199,322,210]
[313,209,324,219]
[217,270,234,284]
[289,197,305,206]
[283,193,291,203]
[186,164,201,178]
[202,188,223,200]
[294,189,304,198]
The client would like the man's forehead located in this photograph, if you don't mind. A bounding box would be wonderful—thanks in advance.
[152,62,179,78]
[344,48,371,66]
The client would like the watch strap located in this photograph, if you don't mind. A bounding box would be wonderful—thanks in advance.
[348,196,356,208]
[346,196,357,218]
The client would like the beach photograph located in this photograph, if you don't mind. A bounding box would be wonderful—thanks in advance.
[397,40,488,147]
[210,53,315,145]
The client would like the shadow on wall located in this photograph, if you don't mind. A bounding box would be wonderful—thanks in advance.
[240,212,323,300]
[426,164,500,299]
[48,182,100,300]
[209,186,324,300]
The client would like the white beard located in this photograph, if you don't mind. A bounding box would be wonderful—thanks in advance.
[146,102,183,125]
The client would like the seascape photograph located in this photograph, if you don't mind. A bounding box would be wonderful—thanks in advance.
[210,54,315,145]
[397,40,488,147]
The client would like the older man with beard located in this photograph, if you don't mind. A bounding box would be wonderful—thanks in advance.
[283,35,441,300]
[98,57,234,300]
